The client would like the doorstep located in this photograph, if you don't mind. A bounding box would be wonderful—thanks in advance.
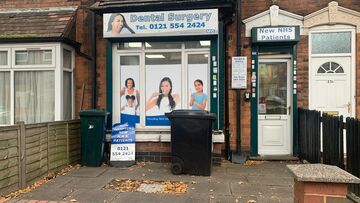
[249,155,299,161]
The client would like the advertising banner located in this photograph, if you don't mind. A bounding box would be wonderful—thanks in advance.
[110,123,135,161]
[103,9,218,38]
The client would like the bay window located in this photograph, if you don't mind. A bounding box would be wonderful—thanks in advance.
[0,44,74,125]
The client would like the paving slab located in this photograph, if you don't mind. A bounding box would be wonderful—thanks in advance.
[4,161,300,203]
[63,189,118,203]
[61,176,113,190]
[67,167,108,178]
[13,187,74,201]
[113,192,208,203]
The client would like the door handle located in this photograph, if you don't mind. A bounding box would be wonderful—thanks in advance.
[288,106,291,115]
[347,102,351,113]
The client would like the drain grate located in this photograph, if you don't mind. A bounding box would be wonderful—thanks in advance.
[104,179,188,194]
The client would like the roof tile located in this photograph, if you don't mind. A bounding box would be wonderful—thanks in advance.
[0,8,76,39]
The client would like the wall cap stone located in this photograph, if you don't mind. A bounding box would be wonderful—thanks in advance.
[287,164,360,184]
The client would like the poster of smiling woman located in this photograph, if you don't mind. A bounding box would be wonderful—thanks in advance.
[145,64,181,126]
[120,62,140,126]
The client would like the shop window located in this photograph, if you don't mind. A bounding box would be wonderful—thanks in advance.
[311,32,351,54]
[145,42,182,49]
[185,41,210,49]
[0,72,10,125]
[317,61,344,74]
[117,42,142,50]
[145,52,182,126]
[120,55,140,125]
[115,41,210,127]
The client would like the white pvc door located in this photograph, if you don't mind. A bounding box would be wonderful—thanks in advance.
[258,59,291,155]
[310,57,351,117]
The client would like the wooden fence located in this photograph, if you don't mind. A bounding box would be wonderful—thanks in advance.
[298,108,360,198]
[0,120,80,195]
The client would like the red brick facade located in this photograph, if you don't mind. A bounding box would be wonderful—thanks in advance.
[3,0,359,160]
[224,0,360,153]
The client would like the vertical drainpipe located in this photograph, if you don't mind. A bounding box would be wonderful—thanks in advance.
[236,0,243,156]
[224,18,230,160]
[91,9,97,109]
[230,0,246,163]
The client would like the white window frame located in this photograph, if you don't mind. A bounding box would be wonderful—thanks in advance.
[12,46,56,68]
[0,43,75,125]
[61,44,75,120]
[113,42,211,132]
[0,48,10,68]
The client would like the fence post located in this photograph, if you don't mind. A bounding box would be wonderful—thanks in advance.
[18,122,26,189]
[47,123,50,174]
[66,123,69,165]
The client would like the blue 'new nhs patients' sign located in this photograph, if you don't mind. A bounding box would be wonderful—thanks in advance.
[252,26,300,43]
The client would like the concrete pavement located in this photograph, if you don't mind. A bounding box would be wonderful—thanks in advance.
[5,161,296,203]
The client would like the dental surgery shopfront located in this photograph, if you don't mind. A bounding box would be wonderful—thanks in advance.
[90,0,235,163]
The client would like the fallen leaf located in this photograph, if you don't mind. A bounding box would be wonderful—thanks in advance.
[141,173,146,177]
[70,199,77,202]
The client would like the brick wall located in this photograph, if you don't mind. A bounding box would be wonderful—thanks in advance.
[229,0,360,154]
[294,181,348,203]
[134,143,223,165]
[297,36,309,109]
[0,0,79,8]
[96,15,107,110]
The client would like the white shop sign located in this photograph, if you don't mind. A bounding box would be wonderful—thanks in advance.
[257,27,295,41]
[103,9,218,38]
[231,56,247,89]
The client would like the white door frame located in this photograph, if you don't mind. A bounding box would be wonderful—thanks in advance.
[308,25,356,117]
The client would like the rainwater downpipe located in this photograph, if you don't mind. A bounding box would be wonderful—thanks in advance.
[224,17,231,160]
[92,10,97,109]
[236,0,242,155]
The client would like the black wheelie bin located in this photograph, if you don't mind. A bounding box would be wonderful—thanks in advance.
[79,109,107,167]
[166,110,216,176]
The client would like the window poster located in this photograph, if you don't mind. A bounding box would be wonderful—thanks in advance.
[120,64,140,125]
[145,65,182,126]
[188,64,208,110]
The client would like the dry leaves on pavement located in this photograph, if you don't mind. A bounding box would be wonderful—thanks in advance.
[0,164,80,200]
[104,179,188,194]
[244,160,265,166]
